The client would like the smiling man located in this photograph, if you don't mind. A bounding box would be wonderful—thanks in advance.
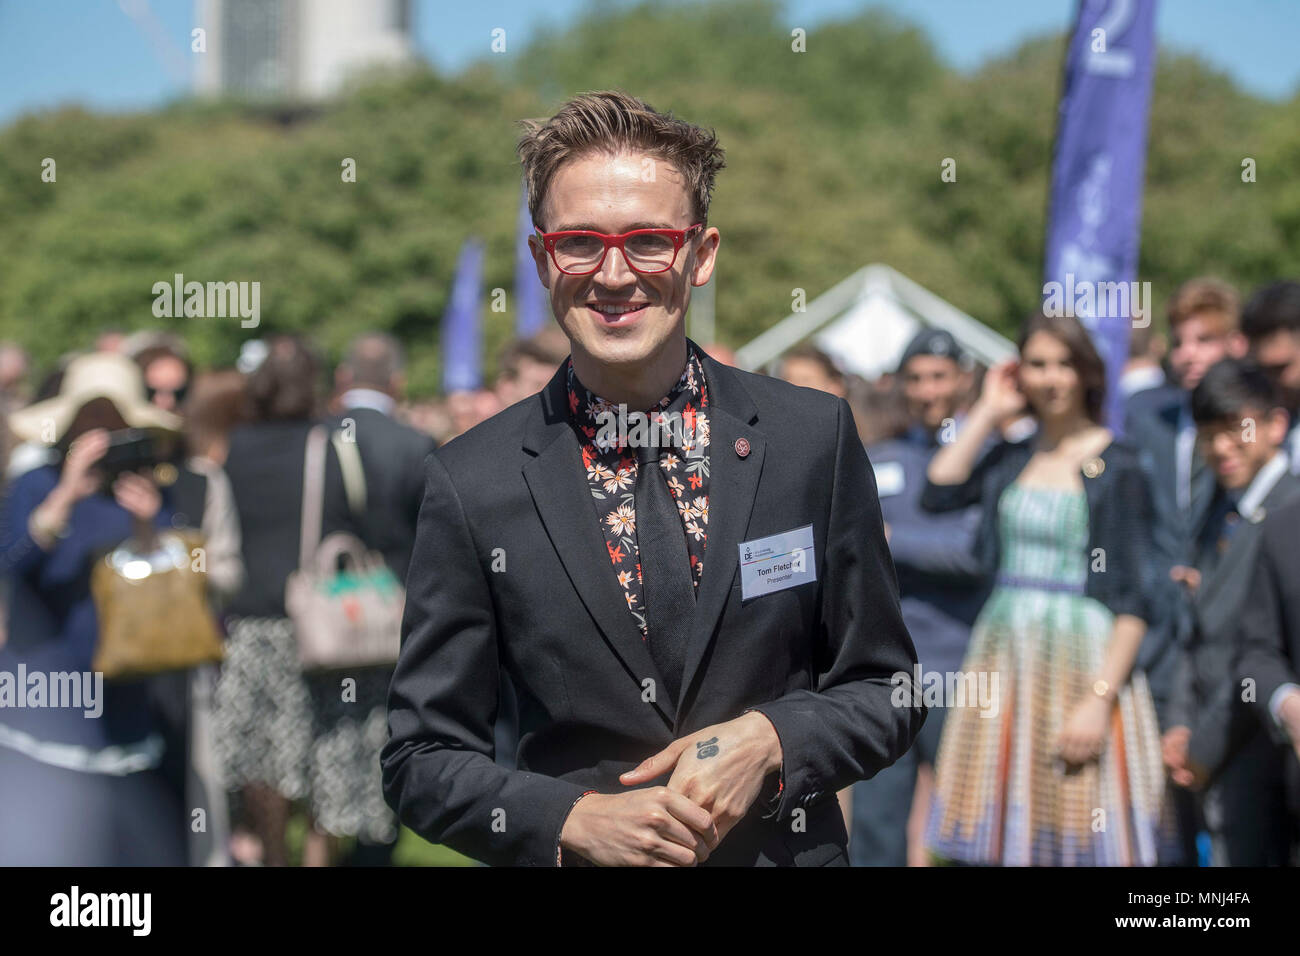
[382,91,921,866]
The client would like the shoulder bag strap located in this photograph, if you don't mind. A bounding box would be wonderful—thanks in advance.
[299,425,328,570]
[330,431,368,517]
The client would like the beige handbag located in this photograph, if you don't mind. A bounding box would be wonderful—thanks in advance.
[286,426,404,671]
[91,529,225,679]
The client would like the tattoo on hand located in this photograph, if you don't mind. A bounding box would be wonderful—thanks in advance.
[695,736,720,759]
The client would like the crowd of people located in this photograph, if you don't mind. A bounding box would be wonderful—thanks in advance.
[829,277,1300,867]
[0,326,569,865]
[1,275,1298,867]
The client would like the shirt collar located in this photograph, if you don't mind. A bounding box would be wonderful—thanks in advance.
[1236,451,1290,521]
[340,388,395,416]
[566,345,708,448]
[1119,365,1165,398]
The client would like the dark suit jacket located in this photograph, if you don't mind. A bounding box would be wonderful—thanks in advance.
[224,420,355,619]
[331,405,437,583]
[1237,495,1300,823]
[1169,472,1300,782]
[381,345,923,866]
[1123,380,1181,432]
[1127,394,1219,717]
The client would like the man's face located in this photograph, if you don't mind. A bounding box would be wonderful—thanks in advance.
[778,357,845,398]
[902,354,966,431]
[1169,313,1243,391]
[496,357,557,407]
[1198,406,1288,490]
[529,150,719,376]
[515,357,557,398]
[1252,329,1300,410]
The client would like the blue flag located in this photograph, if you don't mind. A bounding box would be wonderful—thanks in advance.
[515,182,548,337]
[1044,0,1158,434]
[443,238,485,393]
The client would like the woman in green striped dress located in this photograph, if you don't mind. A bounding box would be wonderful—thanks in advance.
[920,313,1172,866]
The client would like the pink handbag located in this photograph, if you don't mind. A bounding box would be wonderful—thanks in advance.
[285,426,404,670]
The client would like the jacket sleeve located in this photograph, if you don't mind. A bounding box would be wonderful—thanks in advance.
[0,467,59,580]
[885,497,986,583]
[381,452,589,866]
[1099,458,1151,622]
[919,439,1004,514]
[750,398,925,820]
[1237,519,1298,746]
[1165,640,1195,731]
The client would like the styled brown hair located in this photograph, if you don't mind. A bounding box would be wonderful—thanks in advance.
[517,90,726,231]
[1167,277,1240,333]
[245,335,322,423]
[1016,312,1107,424]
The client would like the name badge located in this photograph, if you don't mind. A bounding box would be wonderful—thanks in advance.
[738,524,817,601]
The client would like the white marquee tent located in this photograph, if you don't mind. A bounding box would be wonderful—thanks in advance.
[733,263,1016,379]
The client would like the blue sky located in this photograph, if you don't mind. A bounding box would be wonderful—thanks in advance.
[1,0,1296,125]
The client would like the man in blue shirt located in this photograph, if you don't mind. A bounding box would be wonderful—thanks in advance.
[850,329,989,866]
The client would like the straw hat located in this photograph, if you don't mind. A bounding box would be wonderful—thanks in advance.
[8,351,182,445]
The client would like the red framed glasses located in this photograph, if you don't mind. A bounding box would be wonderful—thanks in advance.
[536,223,704,276]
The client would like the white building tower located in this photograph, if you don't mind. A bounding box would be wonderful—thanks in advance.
[195,0,414,101]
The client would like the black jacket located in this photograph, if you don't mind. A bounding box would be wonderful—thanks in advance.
[1126,394,1219,717]
[224,420,354,619]
[1237,495,1300,823]
[1170,472,1300,782]
[330,405,436,583]
[919,435,1152,622]
[381,345,923,866]
[1240,495,1300,746]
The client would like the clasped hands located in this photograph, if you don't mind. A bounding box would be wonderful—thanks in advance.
[558,710,782,867]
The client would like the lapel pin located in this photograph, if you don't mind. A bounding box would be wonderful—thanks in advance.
[734,437,751,458]
[1082,457,1104,479]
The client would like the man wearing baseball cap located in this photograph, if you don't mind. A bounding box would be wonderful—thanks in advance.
[850,328,990,866]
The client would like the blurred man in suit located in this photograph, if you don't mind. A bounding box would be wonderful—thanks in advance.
[331,333,436,866]
[1237,495,1300,865]
[333,333,436,583]
[1163,358,1300,864]
[1127,279,1247,863]
[850,329,988,866]
[1241,281,1300,474]
[1121,321,1177,424]
[382,90,921,866]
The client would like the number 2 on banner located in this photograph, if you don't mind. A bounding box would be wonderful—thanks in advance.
[1087,0,1136,78]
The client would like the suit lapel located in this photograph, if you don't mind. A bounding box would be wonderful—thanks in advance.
[519,348,768,730]
[1197,475,1299,612]
[677,350,764,719]
[522,364,677,729]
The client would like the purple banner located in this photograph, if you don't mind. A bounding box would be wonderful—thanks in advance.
[515,181,548,337]
[443,237,485,393]
[1044,0,1158,435]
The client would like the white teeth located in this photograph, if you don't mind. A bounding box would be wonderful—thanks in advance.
[591,304,646,315]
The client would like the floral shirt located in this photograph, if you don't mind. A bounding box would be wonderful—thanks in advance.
[565,346,711,639]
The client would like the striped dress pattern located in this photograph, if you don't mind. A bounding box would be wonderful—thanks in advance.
[925,482,1171,866]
